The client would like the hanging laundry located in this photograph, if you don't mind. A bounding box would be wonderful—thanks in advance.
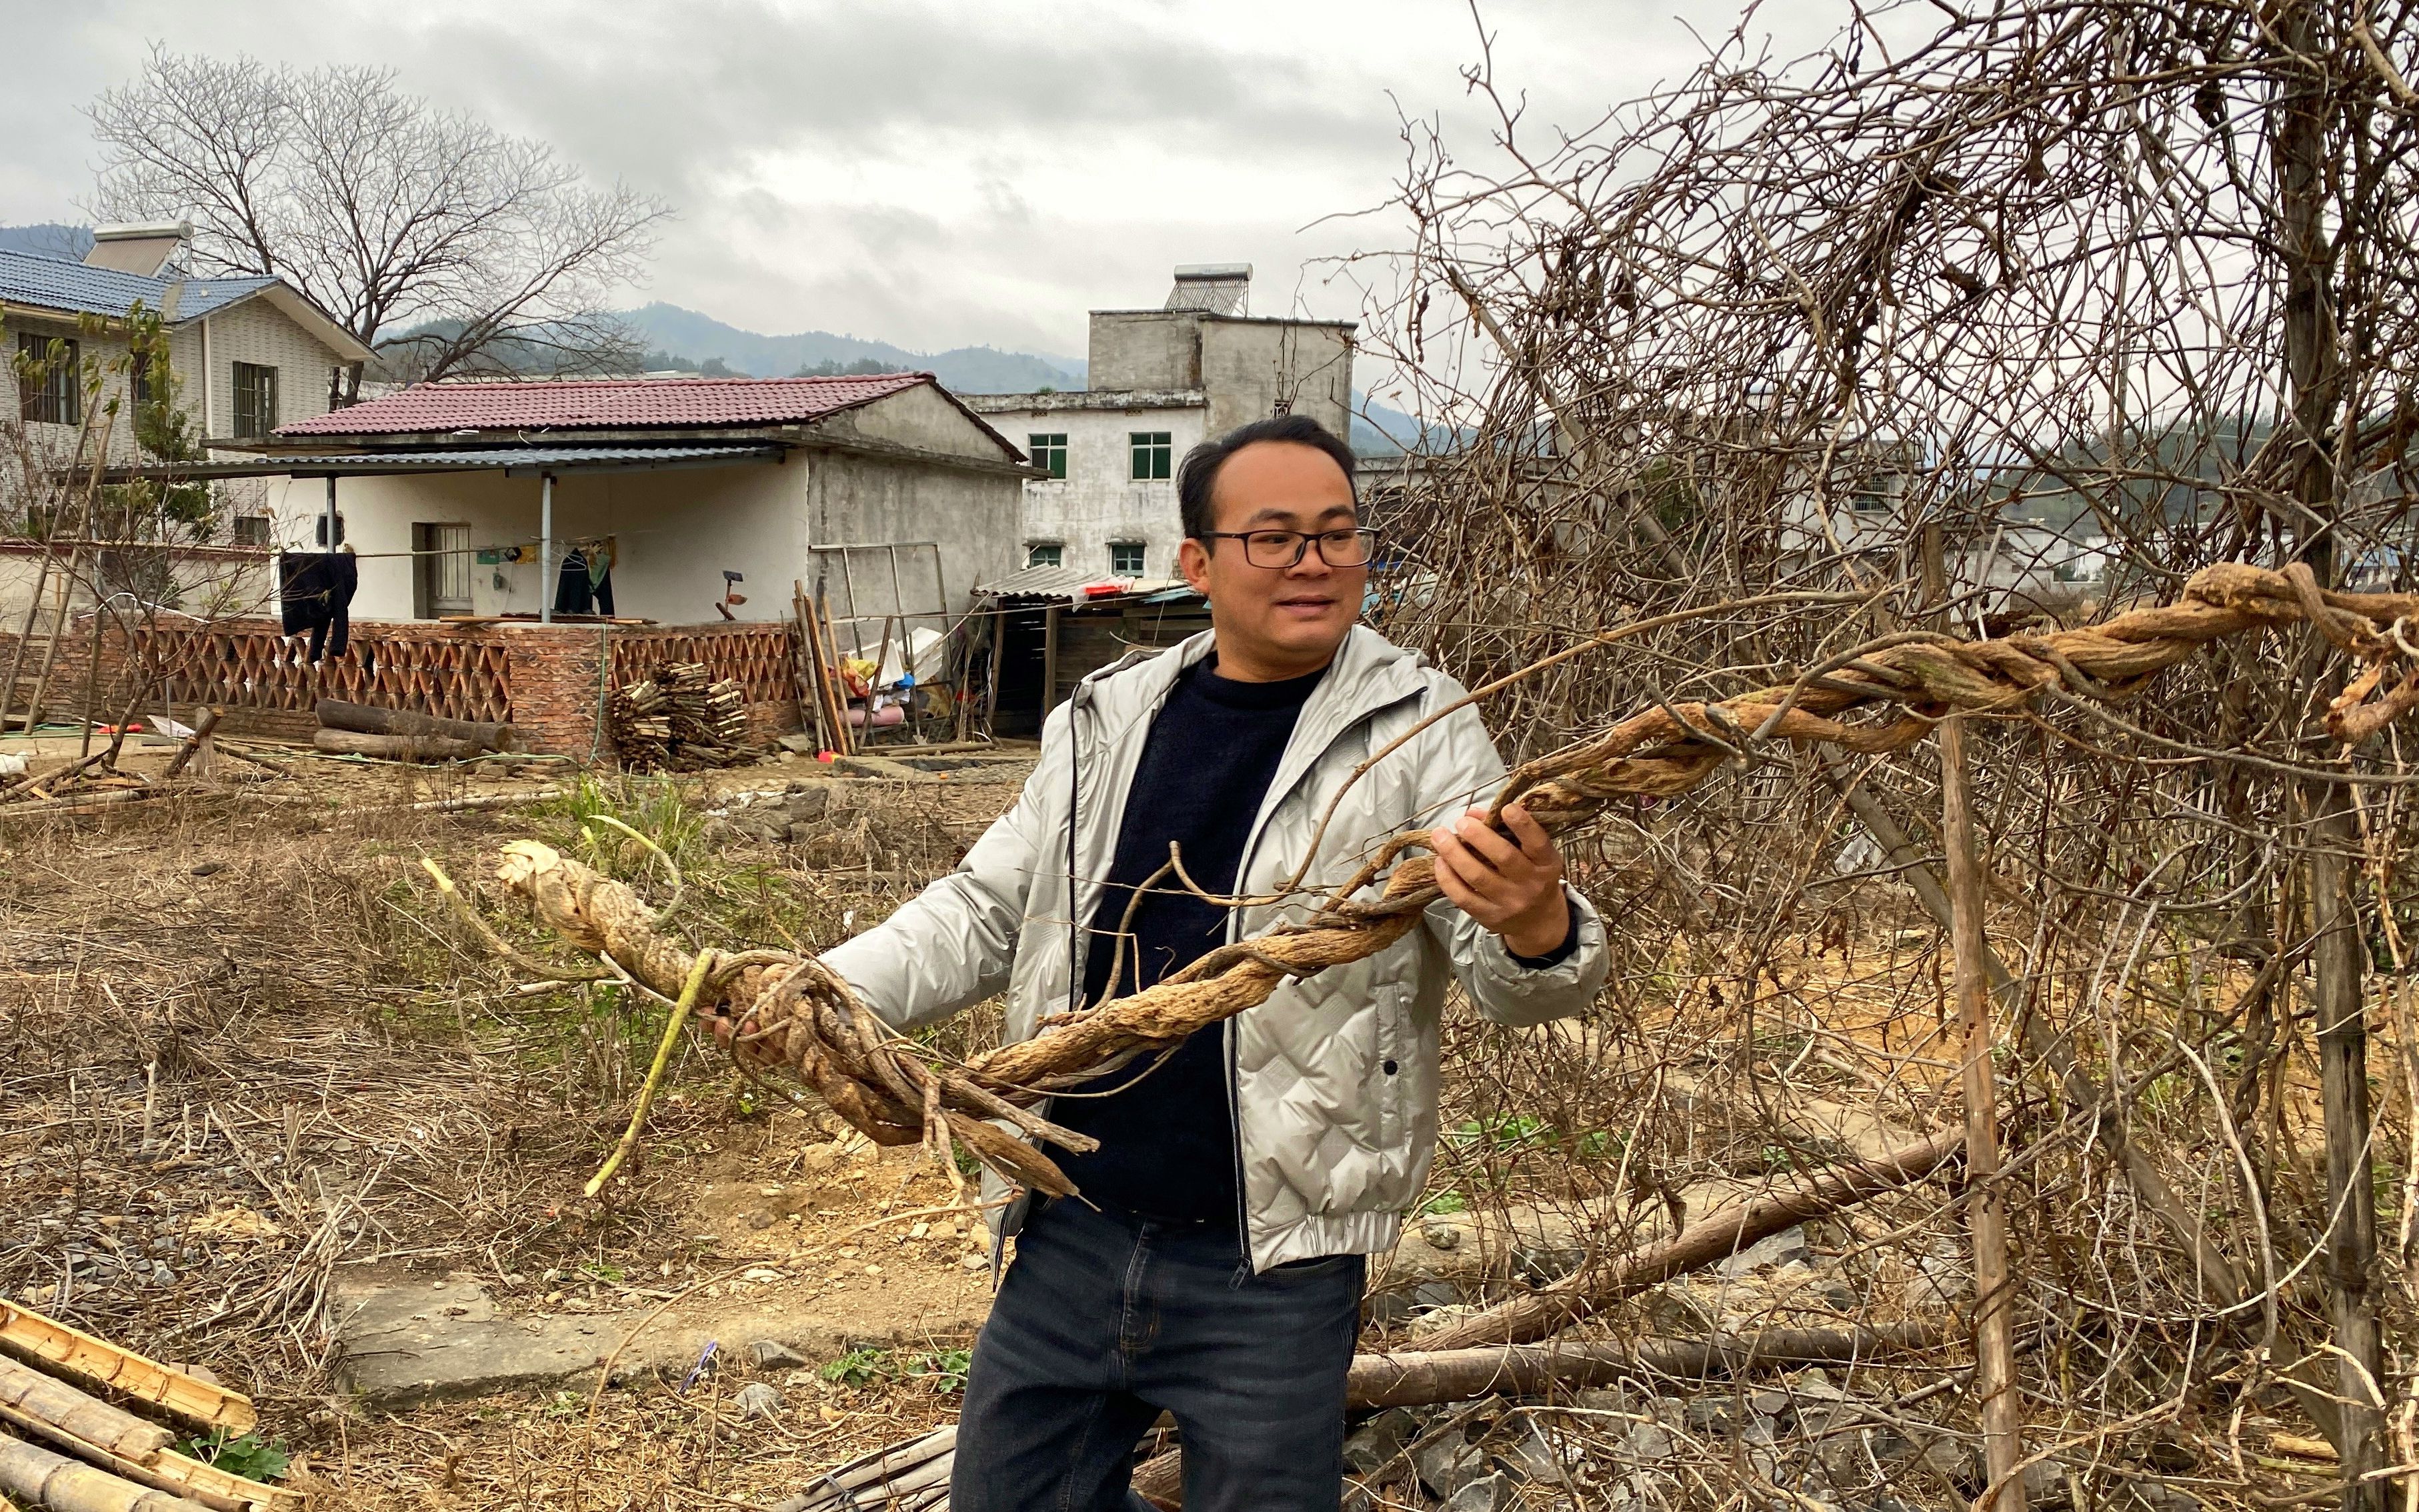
[554,547,593,616]
[279,549,358,662]
[586,538,615,617]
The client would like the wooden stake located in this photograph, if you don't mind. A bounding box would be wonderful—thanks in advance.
[1940,713,2024,1511]
[160,709,221,781]
[789,582,830,753]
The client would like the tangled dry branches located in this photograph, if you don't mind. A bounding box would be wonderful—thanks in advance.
[483,562,2419,1198]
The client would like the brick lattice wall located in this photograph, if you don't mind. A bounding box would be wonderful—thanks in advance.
[0,617,803,758]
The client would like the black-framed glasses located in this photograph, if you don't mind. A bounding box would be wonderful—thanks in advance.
[1199,526,1380,569]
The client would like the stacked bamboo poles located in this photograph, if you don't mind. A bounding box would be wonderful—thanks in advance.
[0,1300,297,1512]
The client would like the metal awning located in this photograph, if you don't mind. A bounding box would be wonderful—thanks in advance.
[99,444,785,483]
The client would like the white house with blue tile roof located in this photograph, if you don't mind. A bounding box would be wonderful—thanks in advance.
[0,223,373,624]
[1,223,370,476]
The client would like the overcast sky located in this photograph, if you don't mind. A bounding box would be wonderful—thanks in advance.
[0,1,1846,361]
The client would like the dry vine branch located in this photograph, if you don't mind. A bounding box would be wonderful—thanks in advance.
[483,561,2419,1198]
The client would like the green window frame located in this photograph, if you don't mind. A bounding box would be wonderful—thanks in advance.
[1026,541,1064,568]
[233,361,279,437]
[1108,541,1146,576]
[1129,431,1172,481]
[1027,433,1068,478]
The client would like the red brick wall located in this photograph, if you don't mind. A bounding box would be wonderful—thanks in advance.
[0,617,803,759]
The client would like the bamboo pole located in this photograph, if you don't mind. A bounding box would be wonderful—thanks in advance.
[0,1429,208,1512]
[585,950,718,1197]
[1939,712,2024,1512]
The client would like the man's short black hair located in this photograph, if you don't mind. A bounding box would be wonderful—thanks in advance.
[1177,414,1357,540]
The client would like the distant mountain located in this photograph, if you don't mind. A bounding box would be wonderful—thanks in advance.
[0,224,96,259]
[615,303,1084,393]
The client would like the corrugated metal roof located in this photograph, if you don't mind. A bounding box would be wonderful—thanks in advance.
[102,445,783,483]
[975,566,1191,602]
[977,564,1127,599]
[277,372,931,435]
[0,248,276,323]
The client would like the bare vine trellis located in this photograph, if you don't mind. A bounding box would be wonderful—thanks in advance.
[455,1,2419,1506]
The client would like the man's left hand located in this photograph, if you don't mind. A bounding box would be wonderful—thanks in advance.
[1430,803,1571,958]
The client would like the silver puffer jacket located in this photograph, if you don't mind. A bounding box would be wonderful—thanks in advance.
[819,625,1608,1272]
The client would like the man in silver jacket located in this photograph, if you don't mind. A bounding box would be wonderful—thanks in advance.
[819,415,1608,1511]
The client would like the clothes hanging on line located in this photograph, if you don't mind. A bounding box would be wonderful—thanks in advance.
[554,548,593,615]
[586,547,615,616]
[279,549,358,662]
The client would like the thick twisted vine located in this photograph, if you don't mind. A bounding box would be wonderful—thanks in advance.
[487,562,2419,1197]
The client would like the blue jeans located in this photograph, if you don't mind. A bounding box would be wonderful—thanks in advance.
[951,1196,1365,1512]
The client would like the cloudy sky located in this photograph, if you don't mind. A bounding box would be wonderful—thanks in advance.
[0,0,1846,361]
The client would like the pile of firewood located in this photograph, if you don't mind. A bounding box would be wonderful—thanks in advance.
[608,662,752,771]
[0,1296,301,1511]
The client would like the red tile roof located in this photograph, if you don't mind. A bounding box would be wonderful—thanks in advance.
[277,372,931,435]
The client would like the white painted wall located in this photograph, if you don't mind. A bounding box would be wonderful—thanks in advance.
[259,457,813,623]
[970,401,1205,580]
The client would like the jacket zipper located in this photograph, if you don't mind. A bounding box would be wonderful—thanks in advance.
[1224,680,1430,1269]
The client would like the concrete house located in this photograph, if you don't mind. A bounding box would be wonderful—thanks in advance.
[964,265,1354,583]
[217,371,1033,631]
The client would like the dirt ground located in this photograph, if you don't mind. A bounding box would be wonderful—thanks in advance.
[0,734,2344,1512]
[0,739,1039,1511]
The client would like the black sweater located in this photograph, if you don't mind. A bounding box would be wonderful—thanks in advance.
[1053,658,1325,1227]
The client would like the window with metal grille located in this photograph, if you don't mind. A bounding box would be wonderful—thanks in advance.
[130,351,154,410]
[233,515,271,547]
[17,332,80,425]
[1108,541,1145,576]
[1026,541,1063,568]
[1129,431,1172,480]
[233,362,279,437]
[1027,433,1067,478]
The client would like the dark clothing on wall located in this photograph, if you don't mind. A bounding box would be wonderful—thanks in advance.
[952,1195,1364,1512]
[279,551,357,662]
[587,559,614,616]
[1051,657,1325,1231]
[553,549,593,616]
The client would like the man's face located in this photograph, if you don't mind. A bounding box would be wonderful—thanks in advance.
[1177,441,1365,679]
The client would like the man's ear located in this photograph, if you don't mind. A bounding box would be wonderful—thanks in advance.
[1179,537,1212,595]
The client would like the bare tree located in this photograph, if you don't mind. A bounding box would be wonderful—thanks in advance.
[87,47,670,395]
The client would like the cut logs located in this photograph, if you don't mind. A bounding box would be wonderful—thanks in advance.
[1343,1320,1941,1408]
[314,699,514,753]
[607,661,754,771]
[311,729,486,763]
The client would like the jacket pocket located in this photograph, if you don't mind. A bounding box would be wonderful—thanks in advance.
[1374,983,1409,1147]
